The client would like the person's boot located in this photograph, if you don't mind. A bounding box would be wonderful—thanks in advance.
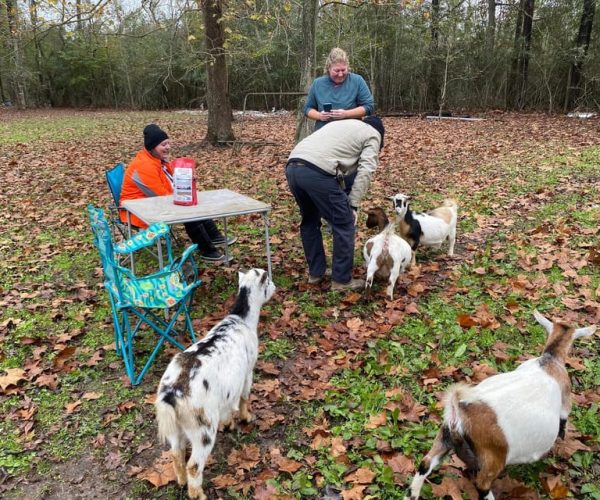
[308,269,331,284]
[198,248,227,262]
[211,234,238,247]
[331,278,365,291]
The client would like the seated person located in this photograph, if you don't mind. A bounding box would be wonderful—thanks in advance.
[120,124,235,262]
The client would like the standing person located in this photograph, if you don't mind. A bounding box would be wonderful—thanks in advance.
[120,124,236,262]
[285,116,385,291]
[304,47,375,132]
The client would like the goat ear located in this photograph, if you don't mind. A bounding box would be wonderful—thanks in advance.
[573,325,597,339]
[533,310,554,335]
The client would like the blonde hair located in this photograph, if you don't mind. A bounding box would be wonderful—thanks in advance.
[324,47,350,73]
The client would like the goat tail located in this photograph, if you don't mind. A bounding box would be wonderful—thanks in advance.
[443,383,474,436]
[156,394,197,444]
[442,198,458,209]
[156,399,179,444]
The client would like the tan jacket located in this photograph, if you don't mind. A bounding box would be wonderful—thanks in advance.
[288,119,381,208]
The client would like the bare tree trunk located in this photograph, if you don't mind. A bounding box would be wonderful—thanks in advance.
[564,0,595,111]
[0,0,9,103]
[29,0,52,106]
[5,0,26,108]
[427,0,442,110]
[518,0,534,109]
[486,0,496,52]
[0,70,7,103]
[76,0,83,31]
[295,0,318,144]
[508,0,535,109]
[200,0,234,144]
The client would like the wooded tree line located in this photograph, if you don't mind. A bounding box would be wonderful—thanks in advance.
[1,0,598,115]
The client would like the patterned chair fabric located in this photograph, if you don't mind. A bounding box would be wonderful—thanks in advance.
[87,204,201,385]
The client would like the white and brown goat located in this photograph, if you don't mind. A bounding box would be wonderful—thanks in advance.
[363,207,412,299]
[406,310,597,500]
[392,193,458,265]
[155,269,276,500]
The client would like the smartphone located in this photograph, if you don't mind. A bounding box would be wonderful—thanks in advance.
[323,103,332,112]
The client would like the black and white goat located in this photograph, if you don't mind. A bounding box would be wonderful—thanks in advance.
[406,310,597,500]
[363,207,412,299]
[155,269,275,500]
[391,193,458,264]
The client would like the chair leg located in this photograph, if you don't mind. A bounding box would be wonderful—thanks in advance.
[184,290,197,343]
[110,299,198,385]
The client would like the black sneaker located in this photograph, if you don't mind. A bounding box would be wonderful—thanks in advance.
[199,249,226,262]
[211,235,238,247]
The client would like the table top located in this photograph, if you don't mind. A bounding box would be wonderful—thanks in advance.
[121,189,271,225]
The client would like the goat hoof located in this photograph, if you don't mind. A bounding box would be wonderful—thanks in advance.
[223,420,237,431]
[240,412,254,424]
[187,486,206,500]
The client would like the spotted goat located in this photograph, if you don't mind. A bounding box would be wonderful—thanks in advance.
[391,193,458,266]
[363,207,412,299]
[406,310,597,500]
[155,268,276,500]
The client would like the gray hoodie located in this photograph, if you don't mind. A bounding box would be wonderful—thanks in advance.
[288,119,381,208]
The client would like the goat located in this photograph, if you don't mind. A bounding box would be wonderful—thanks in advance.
[391,193,458,265]
[363,207,412,299]
[155,268,276,500]
[406,310,597,500]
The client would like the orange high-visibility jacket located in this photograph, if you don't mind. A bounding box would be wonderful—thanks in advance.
[119,148,173,228]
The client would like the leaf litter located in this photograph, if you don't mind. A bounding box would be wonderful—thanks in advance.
[0,109,599,498]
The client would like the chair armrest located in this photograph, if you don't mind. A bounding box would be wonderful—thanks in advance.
[168,244,199,283]
[170,244,198,269]
[114,223,170,254]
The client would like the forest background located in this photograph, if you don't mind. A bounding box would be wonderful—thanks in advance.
[0,0,599,118]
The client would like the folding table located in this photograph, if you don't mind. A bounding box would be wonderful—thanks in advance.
[121,189,272,278]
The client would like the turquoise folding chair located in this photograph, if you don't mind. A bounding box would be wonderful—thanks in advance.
[88,204,201,385]
[105,163,127,236]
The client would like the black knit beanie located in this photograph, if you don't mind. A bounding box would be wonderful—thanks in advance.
[143,124,169,151]
[363,116,385,149]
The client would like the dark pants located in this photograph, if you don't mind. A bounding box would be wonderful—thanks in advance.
[184,219,221,253]
[285,162,355,284]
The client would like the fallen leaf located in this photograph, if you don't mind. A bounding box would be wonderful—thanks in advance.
[82,391,103,400]
[212,473,238,489]
[65,400,82,414]
[227,443,261,471]
[365,412,387,429]
[457,314,477,328]
[346,317,363,332]
[0,368,26,390]
[341,484,367,500]
[431,476,463,500]
[387,453,414,474]
[136,451,176,487]
[345,467,376,485]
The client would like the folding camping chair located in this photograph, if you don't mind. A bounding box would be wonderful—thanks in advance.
[105,162,128,237]
[88,204,201,385]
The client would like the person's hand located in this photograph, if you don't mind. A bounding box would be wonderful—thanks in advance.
[352,207,358,226]
[319,111,333,121]
[330,109,348,120]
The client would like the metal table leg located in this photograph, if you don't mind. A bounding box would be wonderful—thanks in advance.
[262,212,272,280]
[222,217,230,262]
[126,211,135,272]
